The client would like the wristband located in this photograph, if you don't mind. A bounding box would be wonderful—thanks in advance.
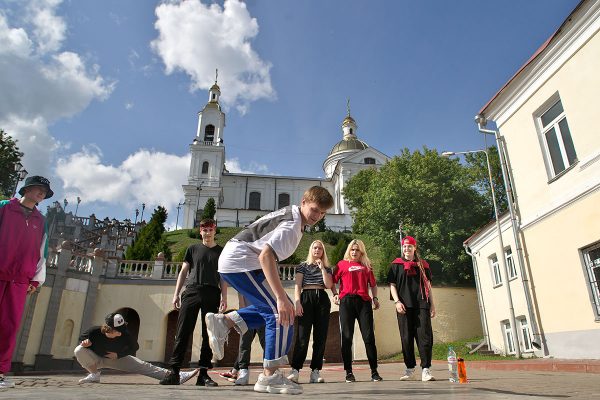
[373,297,379,301]
[394,300,402,304]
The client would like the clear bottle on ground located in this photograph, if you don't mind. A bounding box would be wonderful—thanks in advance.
[447,346,458,383]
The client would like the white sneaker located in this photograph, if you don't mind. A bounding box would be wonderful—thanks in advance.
[309,369,324,383]
[287,368,299,383]
[79,371,101,384]
[0,375,15,388]
[422,368,435,382]
[399,368,415,381]
[179,368,199,384]
[235,369,249,385]
[254,371,303,395]
[205,313,230,360]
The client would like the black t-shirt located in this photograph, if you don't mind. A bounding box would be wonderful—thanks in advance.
[387,258,432,309]
[79,326,139,358]
[184,243,223,288]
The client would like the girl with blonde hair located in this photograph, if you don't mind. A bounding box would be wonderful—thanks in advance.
[333,239,382,383]
[288,240,333,384]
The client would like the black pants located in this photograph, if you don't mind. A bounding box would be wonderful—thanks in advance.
[291,289,331,371]
[233,326,265,370]
[396,307,433,368]
[339,295,378,372]
[168,285,221,370]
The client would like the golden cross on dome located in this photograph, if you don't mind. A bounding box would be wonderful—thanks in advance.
[346,98,351,117]
[215,68,218,84]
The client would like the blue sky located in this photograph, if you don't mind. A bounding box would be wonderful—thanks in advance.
[0,0,580,227]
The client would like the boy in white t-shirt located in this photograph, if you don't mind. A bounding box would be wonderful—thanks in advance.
[205,186,333,395]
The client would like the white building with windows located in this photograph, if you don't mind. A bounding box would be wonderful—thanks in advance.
[465,0,600,358]
[181,81,389,230]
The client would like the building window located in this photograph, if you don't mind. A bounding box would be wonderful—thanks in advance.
[490,254,502,287]
[204,124,215,142]
[506,247,517,280]
[502,321,516,355]
[212,93,216,100]
[538,98,577,177]
[249,192,261,210]
[201,161,209,174]
[518,318,534,352]
[583,242,600,318]
[278,193,290,209]
[364,157,376,165]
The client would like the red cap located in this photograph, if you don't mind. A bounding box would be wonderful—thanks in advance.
[401,236,417,246]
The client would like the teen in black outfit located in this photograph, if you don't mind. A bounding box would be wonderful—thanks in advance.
[287,240,333,384]
[160,218,227,386]
[387,236,436,382]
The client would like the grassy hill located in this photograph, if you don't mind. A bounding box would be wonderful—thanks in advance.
[164,228,391,281]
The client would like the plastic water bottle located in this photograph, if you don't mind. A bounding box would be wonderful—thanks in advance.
[447,346,458,382]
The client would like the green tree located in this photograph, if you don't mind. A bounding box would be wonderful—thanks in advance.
[464,146,507,215]
[316,216,327,232]
[0,129,24,197]
[201,197,216,220]
[125,206,172,260]
[343,147,489,284]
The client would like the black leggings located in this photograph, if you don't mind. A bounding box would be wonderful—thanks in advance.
[339,295,378,372]
[396,307,433,368]
[291,289,331,371]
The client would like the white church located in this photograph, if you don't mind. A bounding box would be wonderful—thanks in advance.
[181,79,389,231]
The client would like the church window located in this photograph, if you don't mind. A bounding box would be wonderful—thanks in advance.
[364,157,375,164]
[249,192,261,210]
[204,125,215,142]
[350,128,353,135]
[202,161,209,174]
[212,93,216,100]
[278,193,290,209]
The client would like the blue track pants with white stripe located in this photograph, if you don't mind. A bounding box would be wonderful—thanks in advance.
[221,269,294,368]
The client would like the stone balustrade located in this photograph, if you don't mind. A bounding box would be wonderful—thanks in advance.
[279,265,296,281]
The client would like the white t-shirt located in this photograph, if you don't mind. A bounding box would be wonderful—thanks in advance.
[218,205,304,273]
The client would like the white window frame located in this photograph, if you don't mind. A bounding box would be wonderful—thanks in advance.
[490,254,502,287]
[534,94,577,179]
[518,317,534,352]
[502,321,516,355]
[505,247,517,280]
[582,242,600,320]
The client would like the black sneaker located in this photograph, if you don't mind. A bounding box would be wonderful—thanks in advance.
[371,371,383,382]
[345,372,356,383]
[159,370,180,385]
[196,373,218,387]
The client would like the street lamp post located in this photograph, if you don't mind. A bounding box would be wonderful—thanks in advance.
[13,162,28,197]
[141,203,146,221]
[195,183,203,227]
[63,198,69,212]
[75,196,81,217]
[442,149,521,358]
[475,115,543,352]
[175,201,185,231]
[135,208,139,224]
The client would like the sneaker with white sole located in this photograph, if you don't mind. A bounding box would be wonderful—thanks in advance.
[287,368,299,383]
[421,368,435,381]
[309,369,324,383]
[78,371,101,384]
[399,368,415,381]
[235,368,249,385]
[254,371,303,395]
[0,375,16,388]
[180,369,199,384]
[205,313,230,360]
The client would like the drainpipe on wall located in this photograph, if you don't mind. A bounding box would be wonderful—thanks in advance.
[476,115,545,354]
[464,244,491,351]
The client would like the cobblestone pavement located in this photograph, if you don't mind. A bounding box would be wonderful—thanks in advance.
[2,363,600,399]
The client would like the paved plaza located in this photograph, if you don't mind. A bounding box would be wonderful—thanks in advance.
[2,361,600,399]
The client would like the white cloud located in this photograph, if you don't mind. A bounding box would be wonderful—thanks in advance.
[125,102,134,110]
[226,157,270,175]
[56,147,191,213]
[151,0,275,113]
[0,1,114,176]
